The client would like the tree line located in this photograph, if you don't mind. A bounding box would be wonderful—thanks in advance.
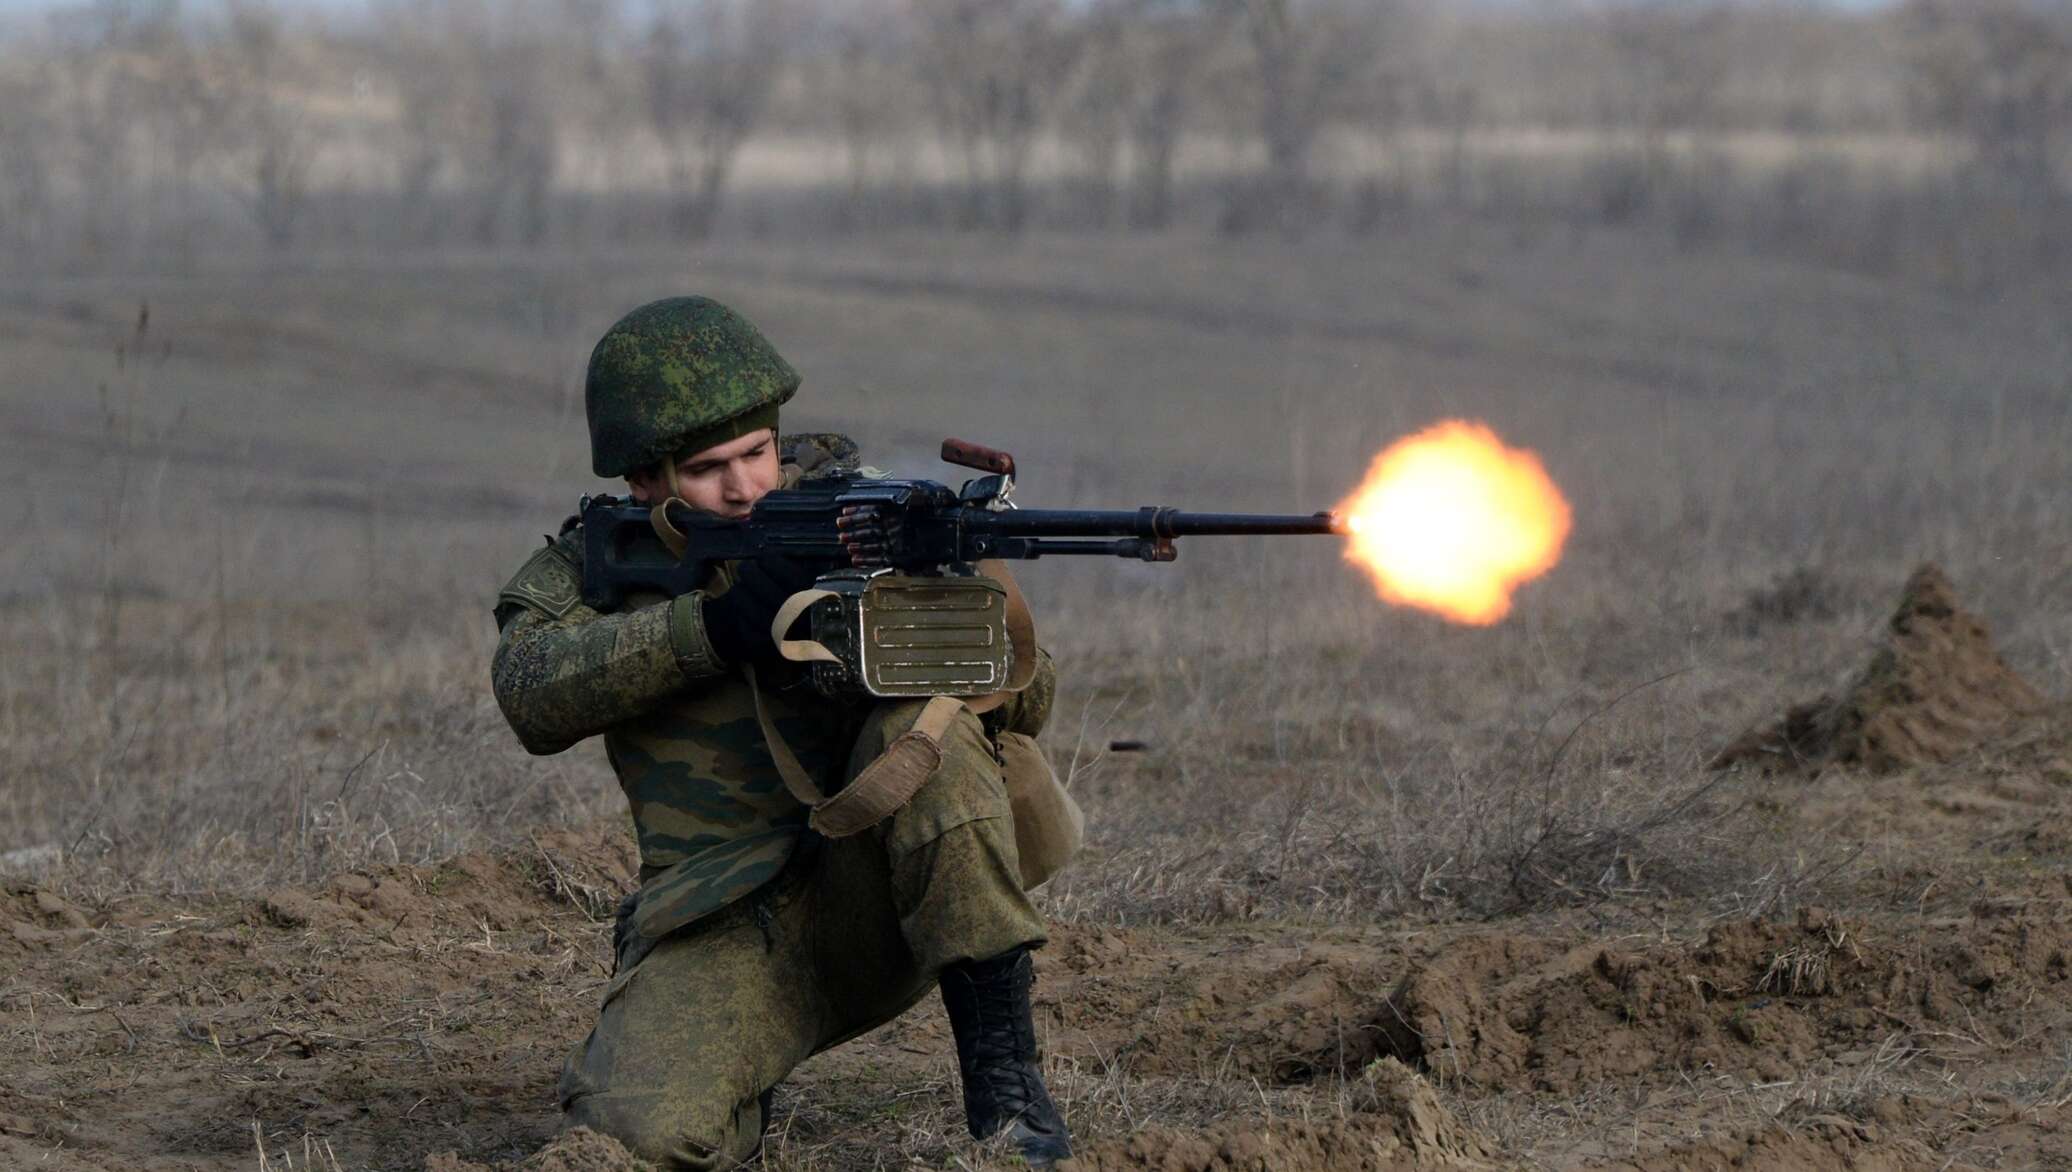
[1,0,2067,282]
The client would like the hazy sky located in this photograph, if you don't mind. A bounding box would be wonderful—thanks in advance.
[0,0,1901,13]
[0,0,1901,37]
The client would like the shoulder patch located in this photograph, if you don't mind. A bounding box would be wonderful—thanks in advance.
[497,538,582,620]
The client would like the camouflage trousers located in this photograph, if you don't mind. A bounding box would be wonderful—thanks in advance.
[557,701,1050,1170]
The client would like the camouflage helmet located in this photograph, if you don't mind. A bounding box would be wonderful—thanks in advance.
[584,296,800,478]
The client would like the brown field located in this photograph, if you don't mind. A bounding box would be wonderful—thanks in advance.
[2,223,2070,1169]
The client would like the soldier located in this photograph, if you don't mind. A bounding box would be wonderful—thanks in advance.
[490,296,1074,1169]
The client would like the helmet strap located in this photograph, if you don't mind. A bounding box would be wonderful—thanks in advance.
[650,458,693,559]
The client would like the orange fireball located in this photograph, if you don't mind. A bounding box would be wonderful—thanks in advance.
[1338,420,1571,625]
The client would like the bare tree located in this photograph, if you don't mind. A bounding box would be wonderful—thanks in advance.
[550,0,632,244]
[552,0,627,98]
[1223,0,1385,233]
[373,0,565,249]
[127,5,224,261]
[41,3,228,262]
[0,64,56,259]
[909,0,1083,231]
[1055,2,1136,227]
[157,69,220,256]
[377,1,464,241]
[1902,0,2072,196]
[46,3,152,262]
[815,0,913,230]
[217,0,315,251]
[642,0,793,241]
[468,31,558,247]
[1425,78,1479,214]
[1595,1,1732,222]
[1123,0,1230,230]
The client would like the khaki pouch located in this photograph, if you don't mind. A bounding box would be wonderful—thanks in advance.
[997,730,1083,890]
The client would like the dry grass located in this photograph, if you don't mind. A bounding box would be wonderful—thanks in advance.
[3,226,2066,922]
[3,223,2071,1170]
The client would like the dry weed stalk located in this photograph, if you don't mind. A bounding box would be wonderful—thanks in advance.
[1757,922,1854,996]
[251,1120,346,1172]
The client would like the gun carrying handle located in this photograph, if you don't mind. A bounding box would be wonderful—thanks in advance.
[941,438,1016,479]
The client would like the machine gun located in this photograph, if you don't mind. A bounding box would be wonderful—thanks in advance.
[581,439,1343,699]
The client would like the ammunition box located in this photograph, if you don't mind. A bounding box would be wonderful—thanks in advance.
[807,571,1013,699]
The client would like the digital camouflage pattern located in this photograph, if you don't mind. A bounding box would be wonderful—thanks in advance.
[491,434,858,757]
[492,564,723,756]
[585,296,800,477]
[492,434,1054,958]
[560,698,1048,1171]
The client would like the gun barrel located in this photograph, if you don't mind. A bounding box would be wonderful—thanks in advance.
[1165,510,1344,537]
[983,507,1344,539]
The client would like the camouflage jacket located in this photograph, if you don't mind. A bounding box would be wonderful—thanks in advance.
[490,434,1055,951]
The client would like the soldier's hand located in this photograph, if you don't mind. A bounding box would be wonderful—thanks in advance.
[701,555,825,668]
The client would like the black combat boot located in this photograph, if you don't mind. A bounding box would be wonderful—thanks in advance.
[938,947,1073,1168]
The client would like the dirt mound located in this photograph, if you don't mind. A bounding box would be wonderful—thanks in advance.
[0,827,637,1170]
[1376,905,2072,1094]
[1715,564,2046,774]
[253,821,638,938]
[1599,1115,1942,1171]
[1059,1058,1495,1171]
[1112,941,1396,1081]
[426,1127,653,1172]
[1,884,95,951]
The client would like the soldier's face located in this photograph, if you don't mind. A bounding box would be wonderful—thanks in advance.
[626,429,781,519]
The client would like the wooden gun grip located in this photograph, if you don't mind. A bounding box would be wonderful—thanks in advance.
[941,438,1016,478]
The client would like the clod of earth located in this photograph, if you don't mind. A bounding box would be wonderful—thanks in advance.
[425,1127,655,1172]
[1373,905,2072,1096]
[1584,1115,1944,1172]
[1713,563,2046,774]
[1057,1058,1497,1171]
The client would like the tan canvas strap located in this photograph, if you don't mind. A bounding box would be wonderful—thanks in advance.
[650,500,690,559]
[806,694,964,837]
[769,588,842,664]
[743,667,964,840]
[648,462,803,560]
